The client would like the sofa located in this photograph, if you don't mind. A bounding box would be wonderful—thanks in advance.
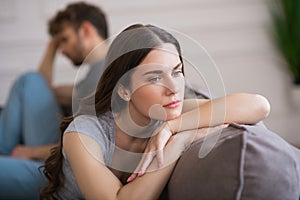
[155,86,300,199]
[158,122,300,200]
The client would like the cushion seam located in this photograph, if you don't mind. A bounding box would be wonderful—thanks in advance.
[236,131,247,200]
[287,144,300,195]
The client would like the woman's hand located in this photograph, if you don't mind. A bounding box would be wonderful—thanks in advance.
[127,124,228,182]
[127,122,174,182]
[180,124,229,151]
[140,122,174,172]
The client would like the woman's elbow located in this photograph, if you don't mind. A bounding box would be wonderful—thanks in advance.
[254,94,271,120]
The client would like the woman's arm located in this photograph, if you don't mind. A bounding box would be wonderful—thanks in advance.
[118,122,223,198]
[64,126,225,200]
[133,93,270,173]
[170,93,270,133]
[63,131,187,200]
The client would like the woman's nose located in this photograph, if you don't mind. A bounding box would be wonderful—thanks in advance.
[165,77,179,95]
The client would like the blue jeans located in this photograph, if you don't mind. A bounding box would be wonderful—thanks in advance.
[0,72,62,199]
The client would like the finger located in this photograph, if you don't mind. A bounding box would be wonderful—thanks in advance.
[132,148,151,174]
[156,149,164,168]
[127,173,138,183]
[138,152,155,176]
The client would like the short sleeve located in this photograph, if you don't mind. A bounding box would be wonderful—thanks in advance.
[64,114,112,166]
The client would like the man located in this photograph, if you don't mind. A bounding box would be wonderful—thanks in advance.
[0,2,109,199]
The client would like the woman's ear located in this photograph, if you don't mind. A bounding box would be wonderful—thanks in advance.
[117,84,131,101]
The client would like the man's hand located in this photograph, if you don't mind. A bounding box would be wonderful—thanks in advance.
[52,85,74,107]
[10,144,57,161]
[10,145,35,160]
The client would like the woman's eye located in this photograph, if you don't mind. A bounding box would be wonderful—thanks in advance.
[172,70,183,77]
[148,76,161,83]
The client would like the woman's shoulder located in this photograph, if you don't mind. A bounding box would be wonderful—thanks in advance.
[62,112,115,166]
[72,112,113,126]
[65,112,114,138]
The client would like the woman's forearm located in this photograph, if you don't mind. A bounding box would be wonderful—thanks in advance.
[116,135,185,200]
[169,93,270,133]
[118,126,226,200]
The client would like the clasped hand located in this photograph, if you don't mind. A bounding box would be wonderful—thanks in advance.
[127,122,228,182]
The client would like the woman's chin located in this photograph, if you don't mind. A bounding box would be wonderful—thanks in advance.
[164,111,181,121]
[147,108,182,121]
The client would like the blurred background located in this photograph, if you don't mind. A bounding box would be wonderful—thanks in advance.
[0,0,299,146]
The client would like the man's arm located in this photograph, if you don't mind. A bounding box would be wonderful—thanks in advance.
[38,39,74,107]
[38,39,58,86]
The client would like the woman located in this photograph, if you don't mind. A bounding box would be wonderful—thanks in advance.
[40,24,270,199]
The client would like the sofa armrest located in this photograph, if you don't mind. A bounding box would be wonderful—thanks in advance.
[167,123,300,200]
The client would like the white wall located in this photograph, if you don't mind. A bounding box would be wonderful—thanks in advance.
[0,0,299,146]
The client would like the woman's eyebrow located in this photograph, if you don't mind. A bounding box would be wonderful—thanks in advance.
[143,62,182,76]
[143,70,163,76]
[173,62,183,70]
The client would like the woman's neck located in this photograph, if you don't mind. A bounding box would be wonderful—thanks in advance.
[115,124,148,153]
[115,104,158,138]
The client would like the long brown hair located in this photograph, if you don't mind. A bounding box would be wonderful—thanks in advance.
[40,24,183,199]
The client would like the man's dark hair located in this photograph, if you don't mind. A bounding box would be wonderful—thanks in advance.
[48,2,108,39]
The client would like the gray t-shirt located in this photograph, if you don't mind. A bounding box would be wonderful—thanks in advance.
[75,60,104,100]
[64,60,104,116]
[54,112,115,199]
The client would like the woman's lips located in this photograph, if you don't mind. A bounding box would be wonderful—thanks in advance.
[163,100,180,108]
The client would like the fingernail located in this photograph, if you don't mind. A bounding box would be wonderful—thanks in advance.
[138,170,143,176]
[127,176,133,182]
[158,162,163,168]
[157,161,162,168]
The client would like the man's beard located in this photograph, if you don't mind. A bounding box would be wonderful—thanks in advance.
[72,59,84,67]
[72,36,85,67]
[71,49,85,67]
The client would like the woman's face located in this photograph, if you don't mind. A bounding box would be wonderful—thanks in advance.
[128,43,185,124]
